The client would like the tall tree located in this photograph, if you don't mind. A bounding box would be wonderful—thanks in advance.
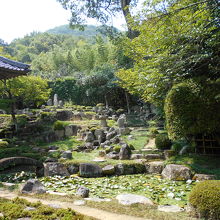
[57,0,138,37]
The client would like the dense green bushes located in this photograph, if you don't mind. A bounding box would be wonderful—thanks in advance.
[155,134,171,150]
[165,80,220,140]
[189,180,220,219]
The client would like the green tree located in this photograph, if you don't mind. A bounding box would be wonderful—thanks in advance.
[57,0,138,37]
[117,0,220,107]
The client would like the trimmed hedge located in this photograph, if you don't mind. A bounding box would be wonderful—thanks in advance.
[189,180,220,219]
[155,133,172,150]
[165,80,220,140]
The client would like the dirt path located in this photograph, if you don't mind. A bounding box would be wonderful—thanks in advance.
[0,189,149,220]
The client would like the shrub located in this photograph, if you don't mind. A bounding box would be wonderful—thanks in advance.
[165,80,220,140]
[0,141,9,148]
[171,143,182,154]
[189,180,220,219]
[53,120,69,130]
[40,112,55,122]
[113,145,121,153]
[155,133,172,150]
[16,114,29,128]
[148,127,159,137]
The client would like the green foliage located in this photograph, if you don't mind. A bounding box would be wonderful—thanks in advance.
[0,99,11,112]
[155,134,172,150]
[164,80,220,140]
[0,197,85,220]
[16,114,28,128]
[0,76,51,108]
[40,112,56,122]
[189,180,220,219]
[0,140,9,148]
[117,0,220,106]
[53,120,70,131]
[113,145,121,153]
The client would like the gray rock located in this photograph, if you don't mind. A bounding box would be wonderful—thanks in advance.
[53,94,58,106]
[106,152,119,160]
[54,129,65,140]
[106,131,117,140]
[48,204,61,209]
[48,145,59,150]
[144,154,163,160]
[17,218,31,220]
[94,129,105,139]
[117,127,131,135]
[85,198,111,202]
[0,213,3,217]
[65,124,78,137]
[79,163,102,177]
[119,144,131,160]
[131,154,144,160]
[115,163,135,175]
[20,179,46,194]
[67,164,79,174]
[61,150,72,159]
[76,186,89,198]
[99,116,108,127]
[72,113,82,121]
[44,162,70,176]
[84,142,94,149]
[58,100,64,107]
[158,205,184,212]
[162,164,192,180]
[56,110,73,121]
[24,207,36,211]
[117,117,125,128]
[192,174,216,181]
[145,161,164,174]
[102,165,115,175]
[84,132,95,142]
[74,200,86,206]
[116,194,154,206]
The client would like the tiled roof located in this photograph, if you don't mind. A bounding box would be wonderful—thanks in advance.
[0,56,30,72]
[0,56,30,80]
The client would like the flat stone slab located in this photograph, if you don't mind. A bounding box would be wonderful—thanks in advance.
[48,204,61,209]
[116,194,154,206]
[74,200,86,206]
[85,198,112,202]
[92,158,106,162]
[47,191,68,196]
[158,205,184,212]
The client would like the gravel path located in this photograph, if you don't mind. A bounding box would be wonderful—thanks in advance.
[0,189,150,220]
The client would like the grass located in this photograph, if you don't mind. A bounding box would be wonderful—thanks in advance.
[166,154,220,179]
[122,129,149,150]
[0,197,94,220]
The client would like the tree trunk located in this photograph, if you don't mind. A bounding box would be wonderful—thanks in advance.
[125,90,131,114]
[120,0,139,39]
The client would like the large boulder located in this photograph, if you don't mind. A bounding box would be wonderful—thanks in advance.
[119,144,131,160]
[61,151,72,159]
[54,130,65,140]
[84,132,95,142]
[76,186,89,198]
[56,110,73,121]
[67,164,79,174]
[44,162,70,176]
[65,124,78,137]
[162,164,192,180]
[20,179,46,194]
[116,194,153,206]
[102,165,115,176]
[192,174,216,181]
[79,163,102,177]
[145,161,164,174]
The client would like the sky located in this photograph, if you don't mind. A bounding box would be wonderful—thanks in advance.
[0,0,127,43]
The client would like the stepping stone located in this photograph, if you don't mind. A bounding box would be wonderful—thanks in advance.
[85,198,112,202]
[48,204,61,209]
[158,205,184,212]
[24,207,36,211]
[47,191,67,196]
[116,194,154,206]
[74,200,86,206]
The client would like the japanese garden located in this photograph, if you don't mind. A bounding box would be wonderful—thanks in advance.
[0,0,219,219]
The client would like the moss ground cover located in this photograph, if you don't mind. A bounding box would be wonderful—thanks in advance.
[41,174,196,207]
[0,197,92,220]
